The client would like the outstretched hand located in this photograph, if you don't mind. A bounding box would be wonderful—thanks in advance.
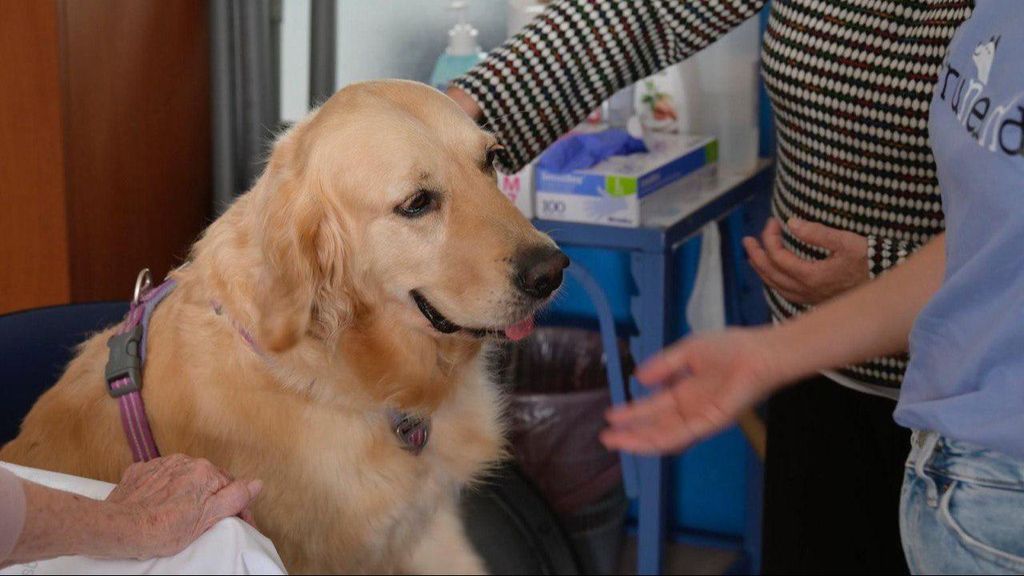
[601,328,783,455]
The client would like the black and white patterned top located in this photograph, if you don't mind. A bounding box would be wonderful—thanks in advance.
[453,0,972,393]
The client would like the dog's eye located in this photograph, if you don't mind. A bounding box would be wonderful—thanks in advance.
[396,190,438,218]
[484,145,505,172]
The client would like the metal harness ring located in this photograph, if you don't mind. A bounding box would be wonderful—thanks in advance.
[132,269,153,306]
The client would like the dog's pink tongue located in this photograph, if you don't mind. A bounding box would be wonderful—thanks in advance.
[504,316,535,341]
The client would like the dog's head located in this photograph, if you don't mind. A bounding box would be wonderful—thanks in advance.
[249,80,566,355]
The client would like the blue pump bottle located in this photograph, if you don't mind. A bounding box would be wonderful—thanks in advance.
[430,1,486,91]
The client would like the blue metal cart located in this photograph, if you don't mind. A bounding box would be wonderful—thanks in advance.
[534,160,774,575]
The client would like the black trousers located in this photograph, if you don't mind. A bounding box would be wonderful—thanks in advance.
[762,375,912,575]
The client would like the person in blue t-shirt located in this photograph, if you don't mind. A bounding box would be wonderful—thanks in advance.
[602,2,1024,573]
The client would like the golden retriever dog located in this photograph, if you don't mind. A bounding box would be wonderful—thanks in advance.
[0,80,568,573]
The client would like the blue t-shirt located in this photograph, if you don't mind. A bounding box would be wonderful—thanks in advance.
[895,0,1024,459]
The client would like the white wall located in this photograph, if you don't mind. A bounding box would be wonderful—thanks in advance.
[280,0,508,123]
[280,0,312,123]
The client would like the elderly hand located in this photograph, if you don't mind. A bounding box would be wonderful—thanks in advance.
[104,454,262,559]
[4,454,262,567]
[743,217,869,305]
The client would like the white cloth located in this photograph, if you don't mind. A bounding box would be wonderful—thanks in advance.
[685,223,726,334]
[0,462,287,575]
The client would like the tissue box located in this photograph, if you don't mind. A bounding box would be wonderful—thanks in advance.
[534,134,718,227]
[498,163,534,218]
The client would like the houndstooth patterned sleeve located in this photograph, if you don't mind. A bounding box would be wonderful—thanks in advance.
[452,0,766,172]
[866,235,919,279]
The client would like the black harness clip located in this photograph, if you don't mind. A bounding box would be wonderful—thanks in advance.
[105,324,144,398]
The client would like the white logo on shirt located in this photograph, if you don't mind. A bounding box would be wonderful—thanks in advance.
[972,36,999,84]
[938,35,1023,156]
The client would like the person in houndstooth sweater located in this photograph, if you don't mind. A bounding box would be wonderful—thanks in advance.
[447,1,972,573]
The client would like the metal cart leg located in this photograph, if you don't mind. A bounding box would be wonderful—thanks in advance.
[630,251,673,575]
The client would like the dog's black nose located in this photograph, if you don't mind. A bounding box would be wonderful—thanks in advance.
[514,246,570,300]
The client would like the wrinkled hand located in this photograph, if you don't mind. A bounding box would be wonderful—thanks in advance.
[743,217,868,305]
[601,328,782,455]
[104,454,262,559]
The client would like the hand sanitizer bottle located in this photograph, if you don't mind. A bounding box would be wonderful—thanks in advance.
[430,1,487,91]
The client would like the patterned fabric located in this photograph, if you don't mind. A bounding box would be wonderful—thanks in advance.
[867,235,913,279]
[454,0,973,391]
[455,0,766,172]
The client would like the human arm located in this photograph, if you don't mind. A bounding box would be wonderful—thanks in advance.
[601,233,946,455]
[1,455,261,568]
[0,467,25,566]
[448,0,768,171]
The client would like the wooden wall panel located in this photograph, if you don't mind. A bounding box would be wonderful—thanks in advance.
[61,0,211,301]
[0,0,71,314]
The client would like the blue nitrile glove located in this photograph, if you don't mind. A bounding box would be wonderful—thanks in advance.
[537,129,648,172]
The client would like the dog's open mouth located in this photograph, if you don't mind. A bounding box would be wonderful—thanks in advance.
[411,290,535,341]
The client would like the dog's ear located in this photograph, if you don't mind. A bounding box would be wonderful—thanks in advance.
[253,169,349,353]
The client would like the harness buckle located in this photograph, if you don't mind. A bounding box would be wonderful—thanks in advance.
[105,325,145,397]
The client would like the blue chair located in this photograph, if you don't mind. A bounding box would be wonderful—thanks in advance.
[0,301,129,445]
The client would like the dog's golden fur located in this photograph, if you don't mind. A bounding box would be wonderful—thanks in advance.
[1,80,560,573]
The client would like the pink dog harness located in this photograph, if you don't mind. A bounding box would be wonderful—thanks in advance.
[104,270,175,462]
[105,269,430,463]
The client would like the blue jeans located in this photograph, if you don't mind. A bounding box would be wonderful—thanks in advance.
[901,431,1024,574]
